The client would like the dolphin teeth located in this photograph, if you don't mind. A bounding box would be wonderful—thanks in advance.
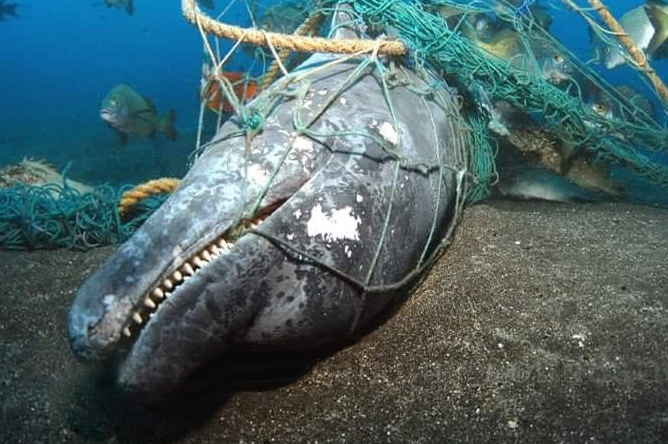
[201,250,212,262]
[217,238,229,249]
[193,257,206,268]
[132,312,143,324]
[122,326,132,337]
[173,270,184,281]
[152,288,164,299]
[162,278,174,290]
[210,245,220,255]
[183,263,195,276]
[144,297,156,309]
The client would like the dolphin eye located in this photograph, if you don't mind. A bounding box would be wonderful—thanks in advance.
[554,54,562,63]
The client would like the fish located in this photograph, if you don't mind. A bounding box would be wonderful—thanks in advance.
[563,156,624,197]
[0,0,20,21]
[497,167,607,203]
[587,84,655,122]
[591,0,668,69]
[467,27,528,68]
[100,84,177,144]
[104,0,133,16]
[67,52,461,396]
[535,45,574,86]
[200,68,259,114]
[645,0,668,59]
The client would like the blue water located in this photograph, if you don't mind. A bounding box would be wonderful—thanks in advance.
[0,0,666,190]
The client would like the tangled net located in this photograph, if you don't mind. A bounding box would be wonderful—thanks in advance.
[3,0,668,251]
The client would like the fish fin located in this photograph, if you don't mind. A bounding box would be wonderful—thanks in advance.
[158,110,178,141]
[142,95,156,113]
[114,128,128,145]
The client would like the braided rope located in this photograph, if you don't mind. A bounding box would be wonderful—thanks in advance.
[181,0,405,55]
[118,178,181,216]
[260,11,326,91]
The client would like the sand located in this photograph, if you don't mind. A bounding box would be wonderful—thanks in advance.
[1,200,667,444]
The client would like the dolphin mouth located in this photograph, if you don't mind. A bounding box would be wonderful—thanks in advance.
[117,197,288,343]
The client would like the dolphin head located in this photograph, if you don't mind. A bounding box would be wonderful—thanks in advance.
[68,58,460,396]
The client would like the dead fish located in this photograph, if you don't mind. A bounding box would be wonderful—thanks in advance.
[0,0,20,21]
[104,0,133,16]
[100,84,177,144]
[591,0,668,69]
[498,167,607,203]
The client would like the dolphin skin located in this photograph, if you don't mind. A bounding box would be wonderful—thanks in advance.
[67,54,462,396]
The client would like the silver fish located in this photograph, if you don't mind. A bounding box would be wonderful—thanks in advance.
[498,167,606,203]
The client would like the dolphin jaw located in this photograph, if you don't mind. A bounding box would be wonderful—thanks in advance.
[115,198,288,346]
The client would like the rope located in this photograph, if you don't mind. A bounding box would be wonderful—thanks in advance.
[181,0,406,55]
[118,178,181,216]
[260,11,326,91]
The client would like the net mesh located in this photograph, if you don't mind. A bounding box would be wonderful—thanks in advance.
[2,0,668,251]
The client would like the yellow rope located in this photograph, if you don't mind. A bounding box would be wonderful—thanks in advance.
[260,11,326,91]
[181,0,405,55]
[118,178,181,216]
[582,0,668,108]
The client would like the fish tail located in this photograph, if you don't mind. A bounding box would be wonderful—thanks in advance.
[158,110,178,141]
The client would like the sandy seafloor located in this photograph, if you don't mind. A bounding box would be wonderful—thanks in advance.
[1,200,668,444]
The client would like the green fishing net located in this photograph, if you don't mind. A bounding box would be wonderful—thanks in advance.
[4,0,668,251]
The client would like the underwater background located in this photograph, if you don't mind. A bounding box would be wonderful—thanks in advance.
[0,0,667,189]
[2,2,668,443]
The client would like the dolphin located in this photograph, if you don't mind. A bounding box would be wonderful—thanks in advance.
[67,49,464,395]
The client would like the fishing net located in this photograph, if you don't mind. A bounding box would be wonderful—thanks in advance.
[4,0,668,251]
[0,177,170,251]
[191,0,668,192]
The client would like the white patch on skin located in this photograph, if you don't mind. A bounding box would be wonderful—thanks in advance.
[356,193,363,203]
[287,233,295,241]
[246,165,269,186]
[340,97,347,106]
[318,89,328,95]
[344,244,352,258]
[306,204,361,242]
[293,136,313,152]
[294,209,302,219]
[379,121,399,145]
